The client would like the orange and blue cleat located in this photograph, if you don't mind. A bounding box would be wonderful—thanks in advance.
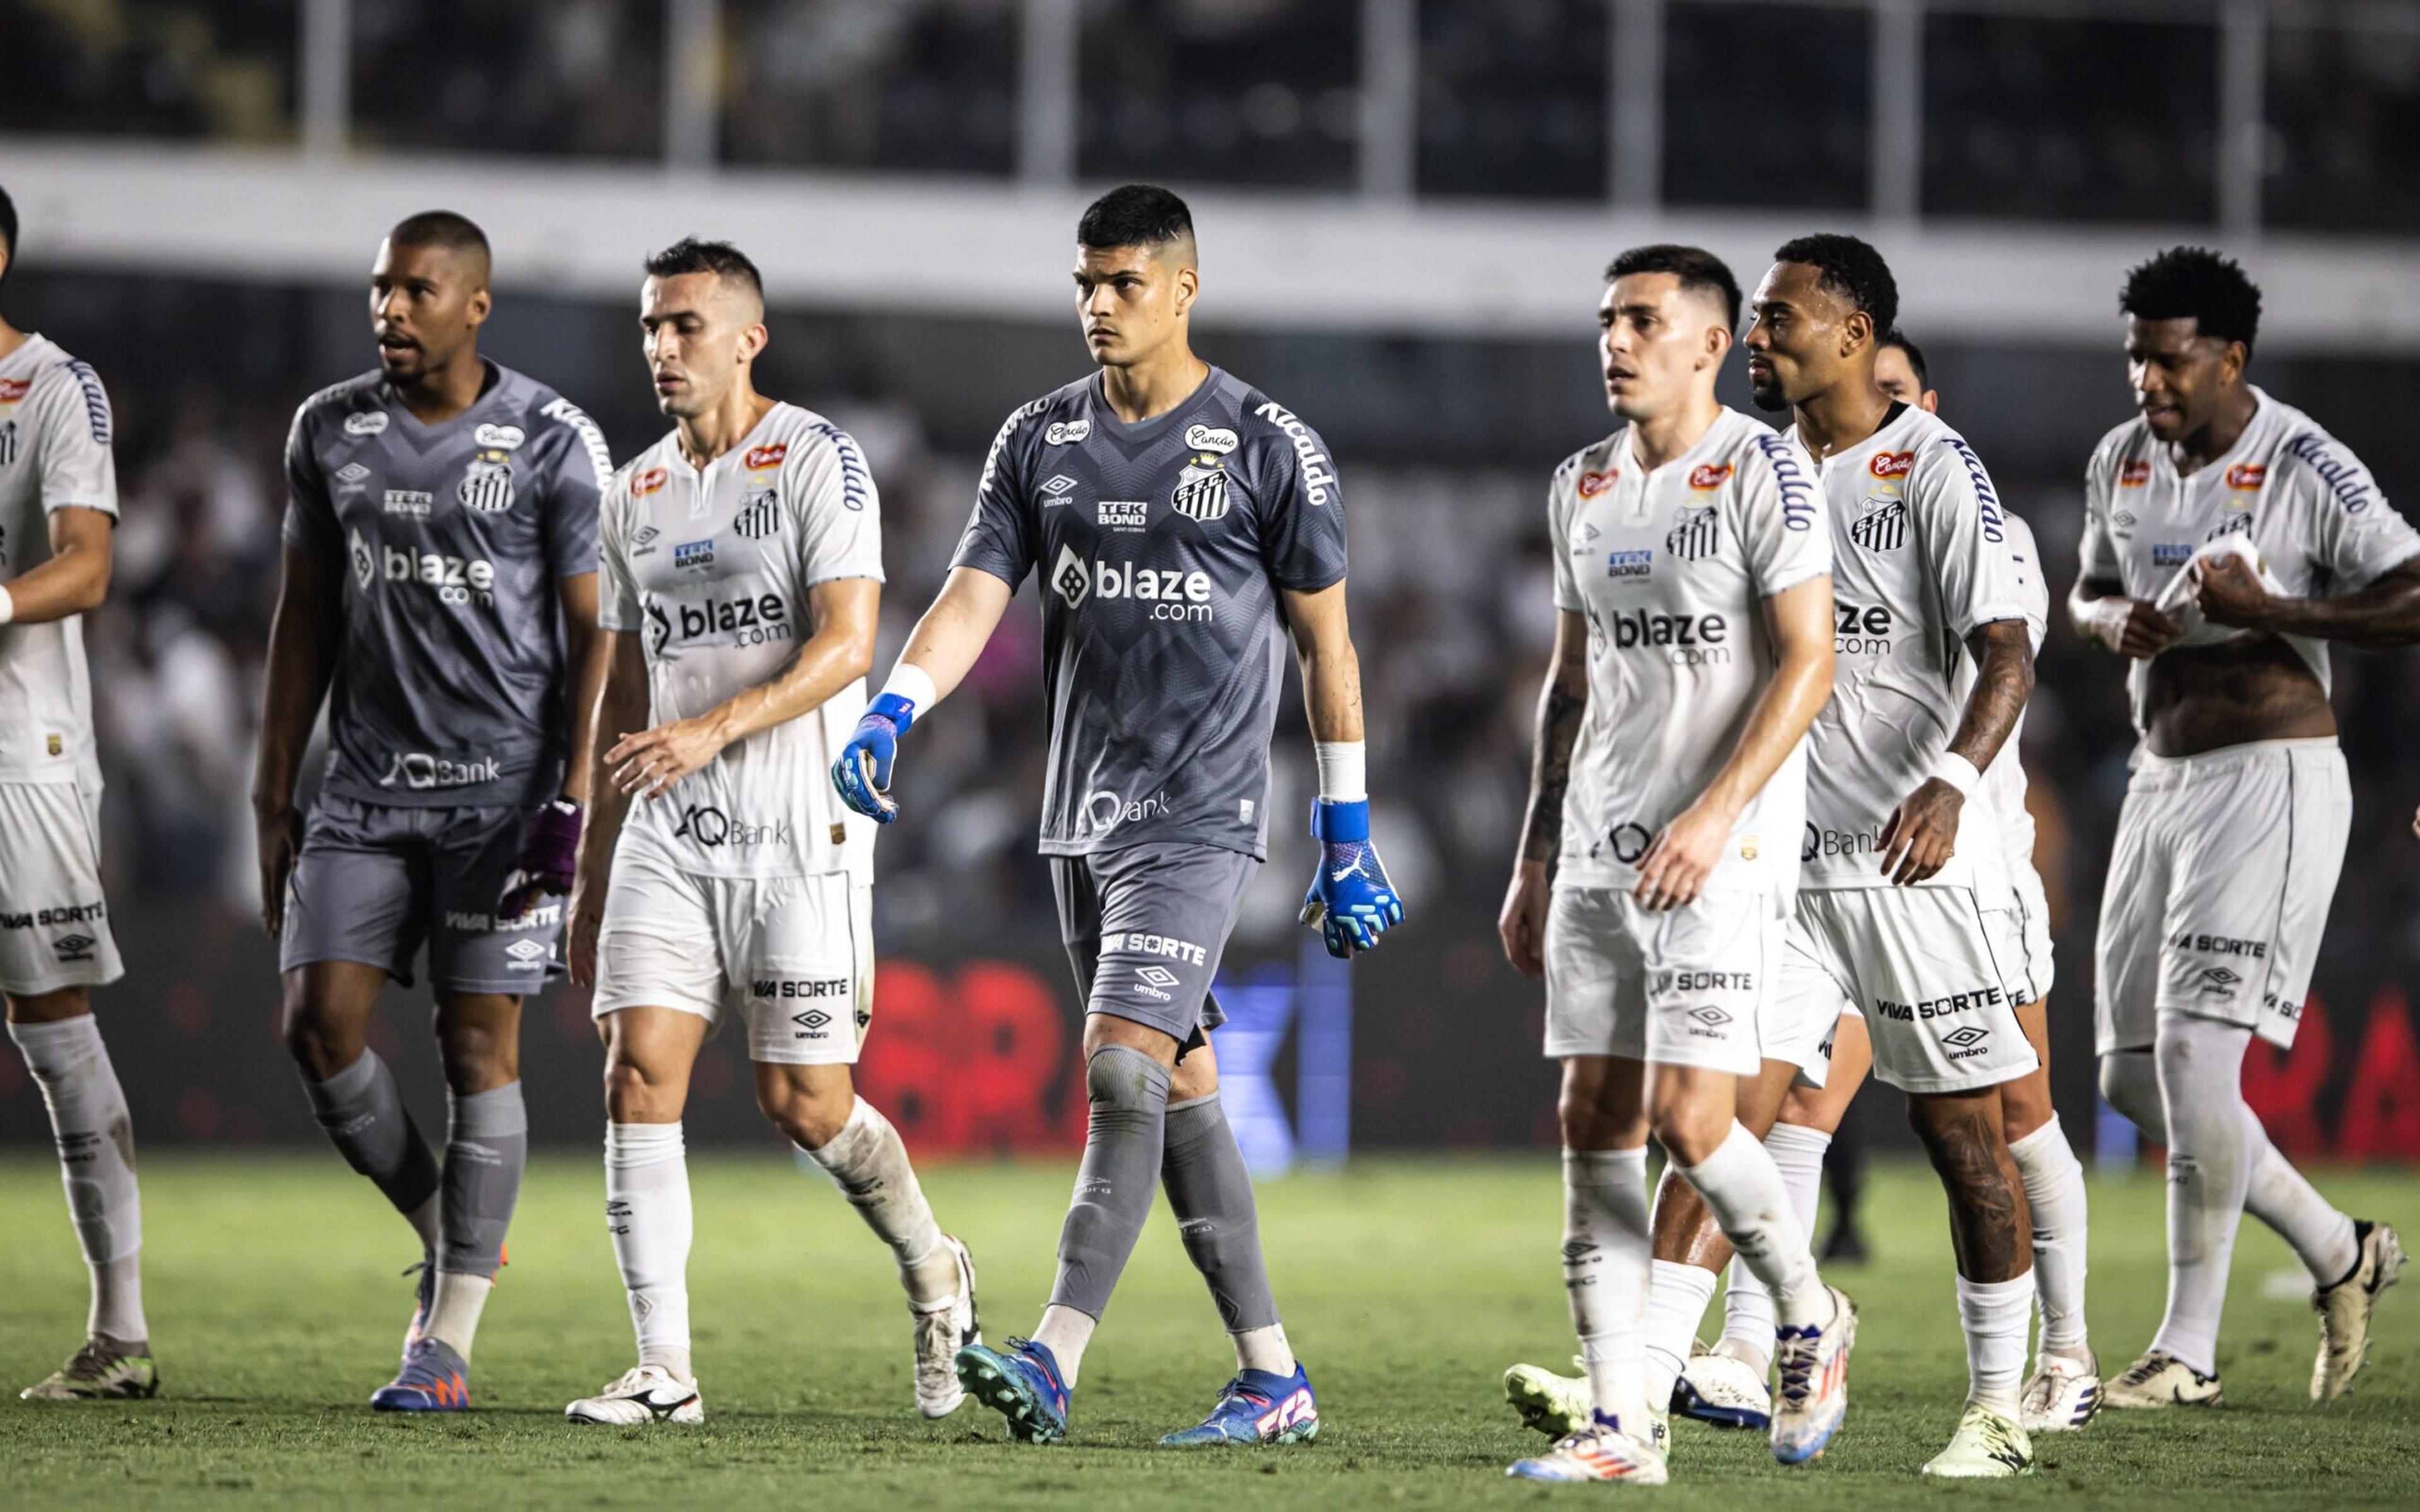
[371,1338,471,1412]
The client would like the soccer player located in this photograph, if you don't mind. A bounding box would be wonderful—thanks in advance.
[560,238,975,1428]
[255,212,613,1411]
[0,185,156,1402]
[831,184,1402,1447]
[1491,245,1852,1486]
[2073,247,2411,1408]
[1655,329,2099,1437]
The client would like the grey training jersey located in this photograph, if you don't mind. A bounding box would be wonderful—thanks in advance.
[284,362,611,808]
[952,367,1349,859]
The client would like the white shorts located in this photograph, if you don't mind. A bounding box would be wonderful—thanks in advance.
[1783,886,2038,1095]
[2094,738,2349,1056]
[1983,859,2055,1007]
[0,780,124,997]
[592,839,873,1067]
[1543,886,1814,1079]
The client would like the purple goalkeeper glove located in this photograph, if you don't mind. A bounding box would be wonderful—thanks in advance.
[498,798,582,920]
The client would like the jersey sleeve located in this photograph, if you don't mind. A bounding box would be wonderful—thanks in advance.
[32,360,119,518]
[2076,433,2123,585]
[2279,429,2420,592]
[793,423,884,587]
[1920,433,2029,641]
[950,401,1042,589]
[594,475,642,633]
[1741,430,1830,598]
[536,396,611,580]
[280,403,341,554]
[1547,458,1582,612]
[1250,403,1348,593]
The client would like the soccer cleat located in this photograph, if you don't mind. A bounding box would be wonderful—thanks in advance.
[565,1365,704,1425]
[370,1338,471,1412]
[912,1234,981,1418]
[2103,1351,2221,1409]
[1506,1411,1670,1485]
[1676,1340,1773,1429]
[955,1336,1069,1445]
[2019,1349,2101,1432]
[20,1337,159,1401]
[1503,1357,1594,1440]
[1920,1402,2033,1477]
[2312,1220,2404,1403]
[1770,1285,1855,1464]
[1160,1364,1320,1446]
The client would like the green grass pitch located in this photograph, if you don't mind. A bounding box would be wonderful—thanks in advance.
[2,1152,2412,1509]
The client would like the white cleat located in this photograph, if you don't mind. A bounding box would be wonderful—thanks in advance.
[2019,1349,2101,1433]
[2103,1351,2221,1410]
[1676,1341,1773,1429]
[2312,1220,2404,1403]
[1502,1357,1593,1440]
[1922,1402,2032,1478]
[912,1234,981,1419]
[1506,1413,1670,1484]
[1770,1285,1856,1465]
[565,1365,704,1425]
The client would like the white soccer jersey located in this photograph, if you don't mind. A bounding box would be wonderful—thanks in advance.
[599,403,884,881]
[1547,406,1831,895]
[0,335,118,788]
[1795,402,2030,892]
[2079,386,2420,727]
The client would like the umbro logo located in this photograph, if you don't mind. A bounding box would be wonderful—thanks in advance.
[1137,966,1180,989]
[53,934,96,962]
[792,1009,833,1032]
[1042,474,1078,497]
[1687,1005,1732,1028]
[1942,1026,1990,1049]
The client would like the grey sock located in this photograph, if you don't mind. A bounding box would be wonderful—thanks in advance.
[1161,1093,1281,1332]
[303,1049,440,1220]
[1047,1045,1172,1320]
[440,1081,527,1278]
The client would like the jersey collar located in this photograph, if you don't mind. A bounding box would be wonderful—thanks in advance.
[1085,365,1223,450]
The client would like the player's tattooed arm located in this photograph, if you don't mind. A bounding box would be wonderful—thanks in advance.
[1500,610,1589,978]
[251,540,347,938]
[1879,617,2033,886]
[2200,553,2420,644]
[2069,574,2180,659]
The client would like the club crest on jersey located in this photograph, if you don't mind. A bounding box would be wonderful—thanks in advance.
[1688,462,1734,491]
[1577,468,1617,499]
[344,411,390,437]
[458,456,514,513]
[1046,418,1092,445]
[734,486,782,540]
[745,442,788,471]
[1850,497,1908,553]
[1171,464,1230,523]
[1665,503,1719,561]
[2118,459,2153,488]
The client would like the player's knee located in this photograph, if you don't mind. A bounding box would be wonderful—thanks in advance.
[2098,1050,2165,1140]
[756,1074,852,1149]
[278,998,358,1080]
[602,1055,680,1123]
[1645,1087,1729,1167]
[2000,1082,2054,1144]
[439,1026,519,1093]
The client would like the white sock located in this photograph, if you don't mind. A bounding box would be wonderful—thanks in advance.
[1681,1123,1826,1327]
[1958,1272,2033,1413]
[1564,1147,1652,1431]
[2008,1116,2090,1358]
[606,1121,693,1381]
[1233,1324,1295,1377]
[9,1016,147,1343]
[1720,1122,1828,1375]
[424,1273,493,1359]
[2150,1013,2257,1377]
[1032,1303,1097,1386]
[1644,1258,1719,1416]
[800,1096,955,1308]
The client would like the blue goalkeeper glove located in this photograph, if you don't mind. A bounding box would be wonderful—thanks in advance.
[1298,798,1403,958]
[830,692,918,823]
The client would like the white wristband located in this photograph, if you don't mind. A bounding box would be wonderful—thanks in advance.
[0,584,13,626]
[880,662,938,715]
[1928,752,1981,796]
[2086,596,2131,650]
[1313,740,1367,803]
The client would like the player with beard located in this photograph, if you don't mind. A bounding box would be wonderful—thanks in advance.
[833,184,1402,1448]
[1492,244,1852,1486]
[2073,248,2411,1409]
[256,211,613,1410]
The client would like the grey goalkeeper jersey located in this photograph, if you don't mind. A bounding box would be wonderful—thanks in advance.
[284,362,611,808]
[953,367,1350,860]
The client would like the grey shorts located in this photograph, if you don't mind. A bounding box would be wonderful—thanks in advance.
[1049,841,1257,1058]
[280,793,562,995]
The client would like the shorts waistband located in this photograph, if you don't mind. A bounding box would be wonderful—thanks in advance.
[2131,735,2340,779]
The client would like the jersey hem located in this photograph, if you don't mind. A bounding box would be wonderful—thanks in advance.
[1037,832,1267,863]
